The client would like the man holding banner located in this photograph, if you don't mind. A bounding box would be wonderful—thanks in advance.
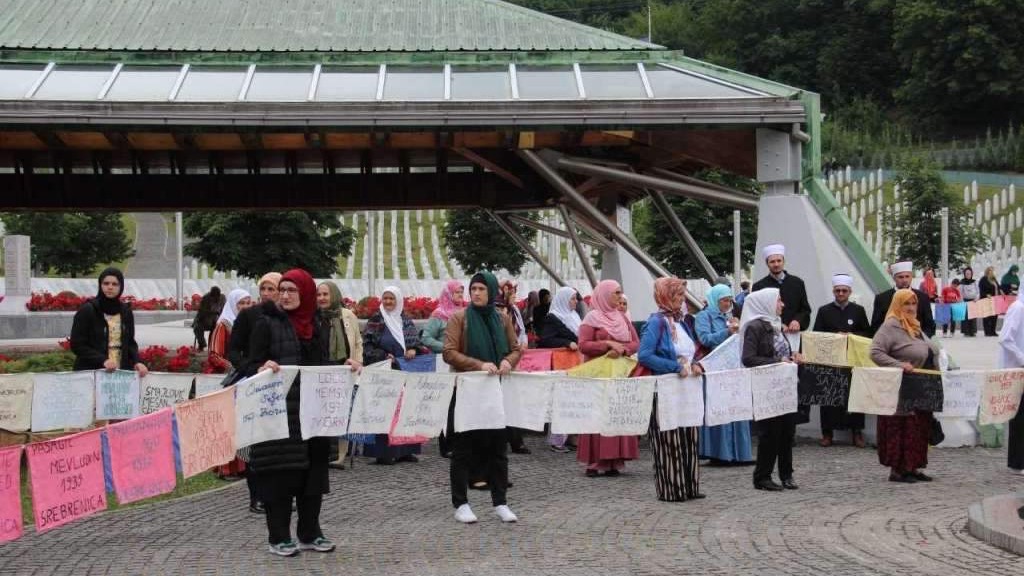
[443,271,522,524]
[870,261,936,338]
[813,274,870,448]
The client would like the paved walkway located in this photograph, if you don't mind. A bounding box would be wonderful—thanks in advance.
[1,437,1021,575]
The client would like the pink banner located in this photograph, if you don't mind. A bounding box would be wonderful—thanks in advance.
[174,387,236,479]
[995,295,1017,315]
[0,445,23,543]
[27,428,107,533]
[518,349,554,372]
[107,409,177,504]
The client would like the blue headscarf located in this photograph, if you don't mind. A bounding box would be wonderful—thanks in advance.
[706,284,733,313]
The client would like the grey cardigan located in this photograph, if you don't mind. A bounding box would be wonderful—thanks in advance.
[870,317,939,369]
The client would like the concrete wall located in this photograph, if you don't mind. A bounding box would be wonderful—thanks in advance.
[0,311,192,339]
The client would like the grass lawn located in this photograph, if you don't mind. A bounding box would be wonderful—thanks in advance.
[19,467,230,526]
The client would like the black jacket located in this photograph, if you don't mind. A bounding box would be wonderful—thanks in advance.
[870,288,936,338]
[537,314,578,349]
[244,300,331,474]
[228,304,265,370]
[752,272,812,330]
[741,320,791,367]
[812,301,871,337]
[69,299,140,371]
[979,276,1000,299]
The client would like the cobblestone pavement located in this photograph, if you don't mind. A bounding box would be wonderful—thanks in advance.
[2,437,1022,576]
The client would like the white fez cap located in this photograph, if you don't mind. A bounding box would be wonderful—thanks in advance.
[890,261,914,275]
[763,244,786,259]
[832,274,853,288]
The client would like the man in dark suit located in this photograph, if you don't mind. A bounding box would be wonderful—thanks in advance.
[751,244,813,334]
[870,261,936,338]
[812,273,871,448]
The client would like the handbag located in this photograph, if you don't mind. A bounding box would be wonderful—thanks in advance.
[928,416,945,446]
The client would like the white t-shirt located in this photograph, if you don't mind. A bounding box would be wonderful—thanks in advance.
[672,320,696,361]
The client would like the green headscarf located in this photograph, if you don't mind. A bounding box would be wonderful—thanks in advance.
[319,281,349,362]
[1001,265,1020,289]
[464,271,510,364]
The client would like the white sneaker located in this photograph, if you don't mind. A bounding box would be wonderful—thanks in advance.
[494,505,518,523]
[454,504,478,524]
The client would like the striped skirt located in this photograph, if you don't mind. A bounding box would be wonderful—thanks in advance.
[649,412,700,502]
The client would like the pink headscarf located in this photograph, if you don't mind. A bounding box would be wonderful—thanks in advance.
[582,280,632,342]
[430,280,465,321]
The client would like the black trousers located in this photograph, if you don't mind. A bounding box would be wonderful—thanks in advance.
[754,413,796,483]
[450,429,508,507]
[983,315,999,336]
[507,427,526,450]
[820,407,865,435]
[264,493,323,545]
[961,317,978,336]
[1010,402,1024,470]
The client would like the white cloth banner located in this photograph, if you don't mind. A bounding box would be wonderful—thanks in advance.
[656,375,704,430]
[847,367,902,416]
[454,373,506,432]
[500,373,555,432]
[0,373,33,432]
[234,367,297,448]
[703,369,753,427]
[750,363,799,421]
[348,369,406,434]
[698,334,743,373]
[601,377,656,435]
[194,374,224,398]
[550,376,604,434]
[299,366,356,440]
[940,370,984,418]
[94,370,141,420]
[784,332,801,356]
[31,372,95,432]
[140,372,196,414]
[392,372,456,437]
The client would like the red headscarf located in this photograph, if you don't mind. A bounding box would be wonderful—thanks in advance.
[280,268,317,340]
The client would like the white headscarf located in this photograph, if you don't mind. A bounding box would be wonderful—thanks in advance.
[549,286,582,336]
[380,285,406,352]
[215,288,251,329]
[738,287,781,347]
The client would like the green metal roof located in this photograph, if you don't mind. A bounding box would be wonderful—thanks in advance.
[0,0,660,53]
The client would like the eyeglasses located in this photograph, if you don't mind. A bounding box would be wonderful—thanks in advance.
[834,288,850,294]
[279,287,300,295]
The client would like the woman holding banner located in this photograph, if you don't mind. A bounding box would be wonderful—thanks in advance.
[70,267,148,378]
[244,268,336,557]
[316,281,364,470]
[577,279,641,477]
[694,283,751,465]
[538,286,583,453]
[638,277,706,501]
[740,287,802,491]
[870,288,941,483]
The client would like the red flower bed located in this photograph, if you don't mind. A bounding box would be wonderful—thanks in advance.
[26,291,199,312]
[138,344,225,374]
[352,296,437,320]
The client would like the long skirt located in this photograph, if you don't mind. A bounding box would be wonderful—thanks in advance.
[650,417,700,501]
[698,421,753,462]
[877,413,930,473]
[577,433,639,470]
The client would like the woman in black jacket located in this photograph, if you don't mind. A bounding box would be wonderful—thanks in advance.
[740,287,802,492]
[69,267,148,377]
[537,286,581,350]
[242,268,335,558]
[979,266,1002,336]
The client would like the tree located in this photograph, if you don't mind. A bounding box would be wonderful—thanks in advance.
[634,169,759,278]
[0,213,134,277]
[881,156,988,271]
[183,212,355,278]
[443,210,538,275]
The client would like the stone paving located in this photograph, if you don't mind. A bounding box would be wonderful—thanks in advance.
[1,436,1022,576]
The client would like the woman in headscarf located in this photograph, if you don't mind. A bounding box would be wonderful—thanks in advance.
[443,271,522,524]
[870,289,941,483]
[1001,264,1020,295]
[242,269,335,557]
[315,281,364,470]
[998,297,1024,474]
[523,290,539,335]
[741,288,803,491]
[576,279,641,477]
[637,277,706,501]
[958,267,979,337]
[920,268,938,303]
[979,266,1002,336]
[537,286,583,453]
[498,279,529,348]
[362,285,430,464]
[70,267,148,377]
[531,289,551,335]
[695,283,752,464]
[229,272,281,370]
[421,280,466,353]
[208,288,253,369]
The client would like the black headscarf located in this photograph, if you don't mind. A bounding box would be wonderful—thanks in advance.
[96,267,125,315]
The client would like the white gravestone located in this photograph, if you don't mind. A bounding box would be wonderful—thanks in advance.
[1,235,31,312]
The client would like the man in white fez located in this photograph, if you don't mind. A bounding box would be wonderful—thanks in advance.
[869,261,936,337]
[752,244,812,335]
[812,273,871,447]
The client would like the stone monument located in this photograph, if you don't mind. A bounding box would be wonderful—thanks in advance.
[0,235,31,312]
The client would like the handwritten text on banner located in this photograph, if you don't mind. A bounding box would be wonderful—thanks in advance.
[94,370,141,420]
[174,387,236,478]
[27,429,107,533]
[299,366,355,440]
[31,372,95,432]
[106,408,176,504]
[234,368,296,448]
